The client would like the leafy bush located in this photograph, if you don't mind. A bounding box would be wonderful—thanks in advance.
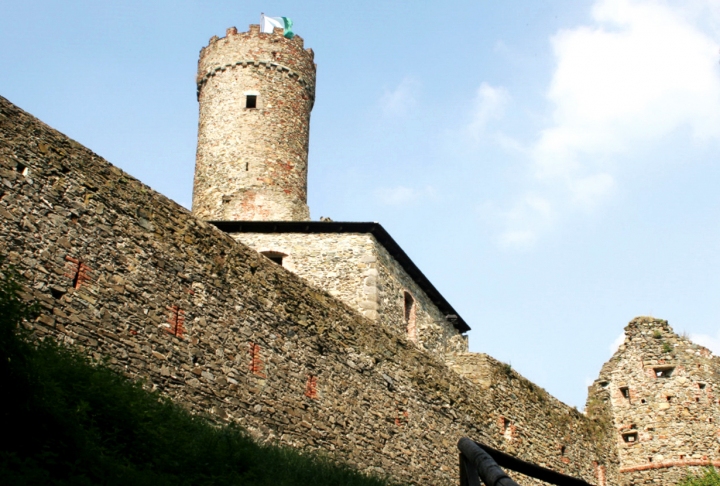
[0,264,393,486]
[678,468,720,486]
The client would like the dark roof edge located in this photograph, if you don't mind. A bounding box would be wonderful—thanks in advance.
[208,221,471,333]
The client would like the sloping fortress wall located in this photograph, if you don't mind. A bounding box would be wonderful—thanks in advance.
[588,317,720,485]
[232,231,468,356]
[0,96,615,485]
[193,26,315,221]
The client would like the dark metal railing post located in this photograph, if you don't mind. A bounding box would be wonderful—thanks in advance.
[457,437,596,486]
[458,438,520,486]
[460,452,482,486]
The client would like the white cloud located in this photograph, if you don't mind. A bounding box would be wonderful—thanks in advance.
[568,173,616,209]
[609,332,626,354]
[468,83,511,139]
[496,0,720,248]
[497,194,555,250]
[380,77,419,117]
[376,185,436,206]
[690,330,720,355]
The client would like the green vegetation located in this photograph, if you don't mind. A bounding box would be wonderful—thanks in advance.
[663,341,673,353]
[653,330,662,339]
[0,265,393,486]
[678,467,720,485]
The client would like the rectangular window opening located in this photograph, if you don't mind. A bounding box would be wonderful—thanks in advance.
[622,432,638,443]
[654,366,675,378]
[15,162,28,176]
[620,386,630,401]
[261,251,285,266]
[246,95,257,109]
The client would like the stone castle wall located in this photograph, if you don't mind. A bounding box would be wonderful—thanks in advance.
[588,317,720,485]
[233,232,467,356]
[192,25,315,221]
[0,95,615,485]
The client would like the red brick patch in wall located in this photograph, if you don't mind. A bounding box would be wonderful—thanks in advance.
[165,305,185,338]
[620,459,720,473]
[64,255,91,289]
[249,342,265,378]
[395,407,409,427]
[498,416,516,440]
[593,461,607,486]
[305,375,318,399]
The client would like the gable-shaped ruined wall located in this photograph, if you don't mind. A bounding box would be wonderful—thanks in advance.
[589,316,720,485]
[0,95,615,485]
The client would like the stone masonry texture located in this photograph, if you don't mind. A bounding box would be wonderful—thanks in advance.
[232,232,468,357]
[192,25,315,221]
[0,94,615,485]
[588,317,720,485]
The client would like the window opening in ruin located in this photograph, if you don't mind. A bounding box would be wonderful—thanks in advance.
[654,366,674,378]
[641,399,646,404]
[245,162,249,171]
[620,386,630,401]
[648,457,653,463]
[50,287,66,299]
[666,396,672,402]
[403,291,416,342]
[622,432,638,443]
[696,397,700,403]
[15,162,28,176]
[246,95,257,109]
[261,251,285,266]
[700,383,707,390]
[560,445,566,456]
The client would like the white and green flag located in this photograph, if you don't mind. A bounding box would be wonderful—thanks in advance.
[260,14,294,39]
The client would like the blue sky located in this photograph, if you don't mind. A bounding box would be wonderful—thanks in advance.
[3,0,720,409]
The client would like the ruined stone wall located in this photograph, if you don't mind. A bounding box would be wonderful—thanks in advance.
[448,353,618,484]
[192,25,315,221]
[233,232,467,357]
[0,96,615,485]
[589,317,720,485]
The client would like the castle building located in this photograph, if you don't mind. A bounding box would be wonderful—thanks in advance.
[2,20,718,486]
[192,25,469,356]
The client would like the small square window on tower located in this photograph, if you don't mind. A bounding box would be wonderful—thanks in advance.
[246,95,257,109]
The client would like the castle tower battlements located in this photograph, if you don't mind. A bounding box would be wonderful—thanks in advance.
[192,25,316,221]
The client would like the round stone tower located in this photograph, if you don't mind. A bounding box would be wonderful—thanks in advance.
[192,24,316,221]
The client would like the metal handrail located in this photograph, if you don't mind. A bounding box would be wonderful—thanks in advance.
[458,438,595,486]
